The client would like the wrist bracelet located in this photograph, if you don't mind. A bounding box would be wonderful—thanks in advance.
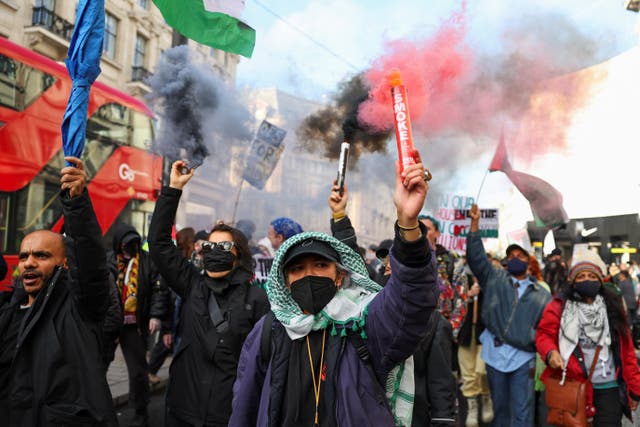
[332,211,346,220]
[396,221,420,231]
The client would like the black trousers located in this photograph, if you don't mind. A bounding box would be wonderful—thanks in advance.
[119,324,150,414]
[593,387,622,427]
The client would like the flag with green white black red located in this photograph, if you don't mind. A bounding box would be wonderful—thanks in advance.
[152,0,255,57]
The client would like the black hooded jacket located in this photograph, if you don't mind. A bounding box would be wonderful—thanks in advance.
[0,190,117,426]
[148,187,270,426]
[108,223,168,332]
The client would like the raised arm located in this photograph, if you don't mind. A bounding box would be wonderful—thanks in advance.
[61,156,109,321]
[465,204,494,287]
[147,160,198,299]
[365,152,438,379]
[328,182,360,254]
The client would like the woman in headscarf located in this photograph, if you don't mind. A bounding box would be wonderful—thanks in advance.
[536,252,640,426]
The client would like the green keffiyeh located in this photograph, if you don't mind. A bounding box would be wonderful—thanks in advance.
[265,231,415,426]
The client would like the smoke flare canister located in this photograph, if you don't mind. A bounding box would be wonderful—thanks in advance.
[388,69,416,174]
[336,142,350,196]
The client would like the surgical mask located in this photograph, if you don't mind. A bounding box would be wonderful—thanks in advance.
[290,276,337,314]
[507,258,528,276]
[203,248,236,272]
[573,280,601,299]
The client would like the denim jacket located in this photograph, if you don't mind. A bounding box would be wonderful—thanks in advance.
[466,231,550,352]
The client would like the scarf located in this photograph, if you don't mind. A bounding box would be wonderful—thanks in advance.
[266,231,415,426]
[559,295,611,368]
[117,253,139,325]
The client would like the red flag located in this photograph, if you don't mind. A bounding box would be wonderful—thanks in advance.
[489,131,568,228]
[489,130,511,172]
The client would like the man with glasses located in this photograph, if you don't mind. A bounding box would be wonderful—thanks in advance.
[147,160,269,426]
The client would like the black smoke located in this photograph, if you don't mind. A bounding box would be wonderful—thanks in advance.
[145,46,253,167]
[296,74,391,165]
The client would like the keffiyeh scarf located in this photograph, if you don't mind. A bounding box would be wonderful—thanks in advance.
[559,295,611,368]
[265,231,415,426]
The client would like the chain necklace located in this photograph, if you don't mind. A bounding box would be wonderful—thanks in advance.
[306,329,327,426]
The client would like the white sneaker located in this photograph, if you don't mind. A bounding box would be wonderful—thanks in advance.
[481,394,494,424]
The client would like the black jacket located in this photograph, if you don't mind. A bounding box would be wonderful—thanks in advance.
[109,223,168,332]
[148,186,270,426]
[412,311,457,427]
[0,189,117,426]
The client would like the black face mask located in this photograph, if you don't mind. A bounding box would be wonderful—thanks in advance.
[203,248,236,272]
[290,275,337,314]
[507,257,528,276]
[573,280,601,299]
[122,241,139,259]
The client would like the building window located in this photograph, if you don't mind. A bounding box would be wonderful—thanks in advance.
[104,13,118,60]
[35,0,55,9]
[134,34,147,67]
[138,0,148,9]
[131,34,150,82]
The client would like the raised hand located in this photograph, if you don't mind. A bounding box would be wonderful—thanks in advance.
[61,156,87,198]
[170,160,196,190]
[469,204,480,232]
[393,150,428,236]
[328,180,348,215]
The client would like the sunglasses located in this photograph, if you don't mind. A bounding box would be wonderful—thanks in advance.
[201,241,235,252]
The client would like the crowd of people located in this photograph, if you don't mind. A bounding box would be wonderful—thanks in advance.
[1,155,640,427]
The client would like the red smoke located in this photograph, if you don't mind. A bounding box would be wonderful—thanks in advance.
[359,5,473,135]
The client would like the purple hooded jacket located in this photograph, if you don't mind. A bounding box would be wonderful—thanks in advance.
[229,238,438,426]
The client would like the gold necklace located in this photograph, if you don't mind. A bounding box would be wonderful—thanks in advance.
[306,329,327,426]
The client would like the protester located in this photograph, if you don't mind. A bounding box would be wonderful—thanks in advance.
[543,248,566,295]
[466,204,551,427]
[453,260,493,427]
[536,251,640,425]
[110,222,169,426]
[328,180,456,426]
[0,157,117,426]
[267,216,303,251]
[148,160,270,426]
[230,153,439,426]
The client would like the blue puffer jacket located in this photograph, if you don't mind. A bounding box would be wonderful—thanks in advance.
[230,230,439,427]
[466,231,551,352]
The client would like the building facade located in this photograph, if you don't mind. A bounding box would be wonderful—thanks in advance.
[0,0,238,99]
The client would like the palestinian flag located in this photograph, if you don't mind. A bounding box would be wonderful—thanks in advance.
[153,0,255,58]
[489,131,568,228]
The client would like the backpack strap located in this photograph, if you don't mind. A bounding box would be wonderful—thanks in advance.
[260,311,275,363]
[346,331,386,405]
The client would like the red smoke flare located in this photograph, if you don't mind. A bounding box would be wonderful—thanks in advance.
[359,4,472,135]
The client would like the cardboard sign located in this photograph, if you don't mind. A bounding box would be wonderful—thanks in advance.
[435,194,499,253]
[242,120,286,189]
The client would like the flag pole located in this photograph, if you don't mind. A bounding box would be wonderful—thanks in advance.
[476,168,489,204]
[231,179,245,225]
